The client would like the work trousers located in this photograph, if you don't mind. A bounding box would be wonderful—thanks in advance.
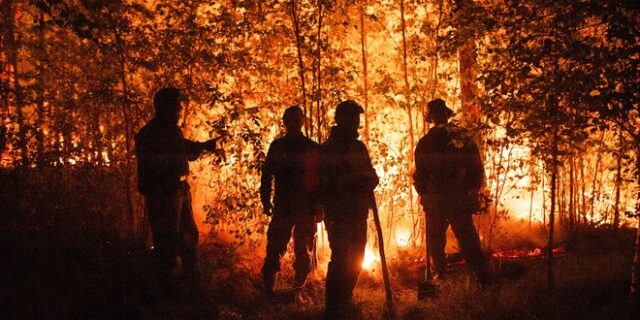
[324,214,367,314]
[145,182,199,283]
[424,197,487,281]
[261,212,316,284]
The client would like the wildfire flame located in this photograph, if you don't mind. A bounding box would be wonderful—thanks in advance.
[362,246,380,270]
[395,227,411,248]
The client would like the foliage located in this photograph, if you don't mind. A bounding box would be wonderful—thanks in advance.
[472,0,639,231]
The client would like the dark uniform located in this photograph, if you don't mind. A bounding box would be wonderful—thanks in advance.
[413,122,488,281]
[320,125,378,314]
[136,117,211,284]
[260,131,319,289]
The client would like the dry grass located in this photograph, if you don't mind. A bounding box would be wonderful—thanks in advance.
[1,225,639,319]
[197,227,639,320]
[1,169,638,319]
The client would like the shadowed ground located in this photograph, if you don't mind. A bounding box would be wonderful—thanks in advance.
[1,224,639,320]
[1,169,639,319]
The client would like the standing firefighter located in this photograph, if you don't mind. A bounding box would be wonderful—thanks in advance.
[320,100,378,318]
[413,98,489,284]
[260,106,321,295]
[136,87,219,295]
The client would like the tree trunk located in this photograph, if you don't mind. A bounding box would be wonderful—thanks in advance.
[115,28,136,238]
[631,142,640,295]
[486,113,514,250]
[35,12,46,167]
[315,0,323,142]
[613,127,623,229]
[0,1,9,156]
[430,0,444,102]
[528,175,535,226]
[542,169,546,226]
[558,166,565,228]
[528,157,537,226]
[580,156,587,225]
[547,127,558,289]
[289,0,308,135]
[590,132,605,222]
[632,216,640,295]
[399,0,415,218]
[547,20,561,290]
[569,156,575,230]
[359,1,369,144]
[399,0,414,154]
[425,0,444,137]
[92,111,103,166]
[455,0,480,128]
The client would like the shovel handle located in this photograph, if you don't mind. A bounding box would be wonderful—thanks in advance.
[370,193,394,308]
[424,210,431,281]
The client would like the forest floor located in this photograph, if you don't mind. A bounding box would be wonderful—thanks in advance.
[1,221,639,320]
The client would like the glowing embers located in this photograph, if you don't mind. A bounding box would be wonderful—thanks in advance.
[491,244,567,259]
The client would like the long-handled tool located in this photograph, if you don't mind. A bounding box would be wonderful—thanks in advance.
[418,210,437,300]
[370,193,395,318]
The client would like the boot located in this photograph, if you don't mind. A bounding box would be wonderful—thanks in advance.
[293,272,307,289]
[263,273,275,296]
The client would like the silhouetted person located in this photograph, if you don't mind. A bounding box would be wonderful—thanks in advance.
[413,98,488,283]
[136,87,218,295]
[260,106,321,295]
[320,100,378,318]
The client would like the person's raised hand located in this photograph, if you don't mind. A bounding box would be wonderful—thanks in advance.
[203,137,218,152]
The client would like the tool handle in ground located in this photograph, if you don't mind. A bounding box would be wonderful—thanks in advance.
[425,211,431,281]
[370,193,394,315]
[418,206,438,300]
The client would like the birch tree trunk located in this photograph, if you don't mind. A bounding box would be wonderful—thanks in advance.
[289,0,308,135]
[455,0,480,128]
[547,123,558,289]
[569,156,575,230]
[359,1,369,144]
[631,141,640,295]
[315,0,323,142]
[35,12,47,166]
[399,0,415,219]
[590,132,606,222]
[0,1,9,157]
[399,0,414,148]
[613,127,623,229]
[114,27,136,238]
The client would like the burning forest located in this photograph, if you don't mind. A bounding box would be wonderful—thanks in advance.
[1,0,639,319]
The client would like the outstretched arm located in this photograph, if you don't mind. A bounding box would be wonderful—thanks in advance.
[184,137,218,161]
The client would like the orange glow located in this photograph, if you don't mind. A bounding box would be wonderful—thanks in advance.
[395,227,411,248]
[1,0,635,264]
[362,246,379,270]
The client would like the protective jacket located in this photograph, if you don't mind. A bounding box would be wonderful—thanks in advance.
[136,118,207,195]
[319,126,378,219]
[413,122,488,281]
[260,132,319,216]
[413,122,484,212]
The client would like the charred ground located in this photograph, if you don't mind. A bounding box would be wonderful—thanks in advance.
[1,169,638,320]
